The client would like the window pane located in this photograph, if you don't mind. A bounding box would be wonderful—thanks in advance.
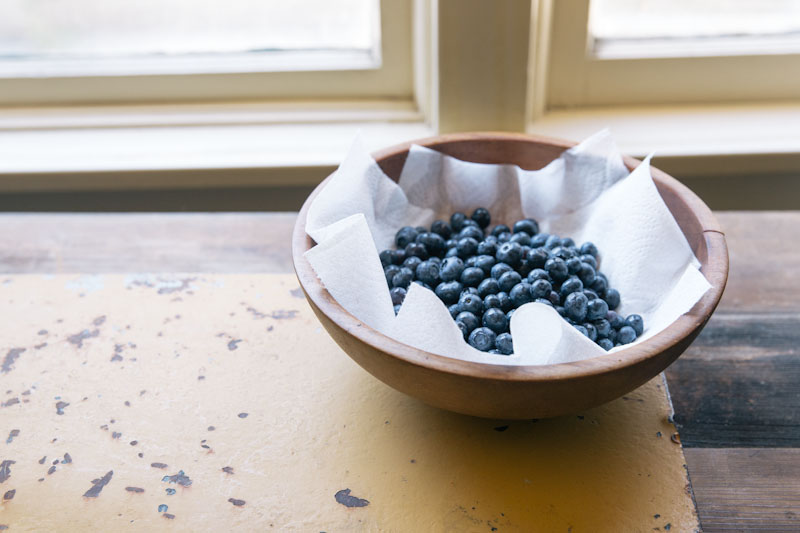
[590,0,800,57]
[0,0,379,75]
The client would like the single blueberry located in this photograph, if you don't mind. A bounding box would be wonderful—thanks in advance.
[415,260,440,286]
[405,242,428,260]
[593,318,611,338]
[456,321,468,339]
[509,282,534,308]
[379,249,393,268]
[498,271,522,293]
[582,289,600,301]
[544,235,561,249]
[566,257,582,275]
[491,262,514,280]
[490,224,511,237]
[496,242,523,268]
[445,247,459,258]
[606,328,617,344]
[590,275,608,297]
[468,327,497,352]
[458,293,484,315]
[513,218,539,236]
[559,276,583,300]
[509,232,531,246]
[462,286,480,296]
[626,314,644,336]
[477,239,498,256]
[471,207,491,228]
[604,288,621,310]
[526,248,549,269]
[402,255,423,272]
[496,231,512,243]
[551,246,577,260]
[483,293,501,309]
[598,338,614,351]
[606,310,625,330]
[478,277,500,297]
[415,226,428,234]
[506,309,515,321]
[416,232,446,257]
[530,278,552,299]
[392,267,414,289]
[430,220,452,239]
[618,325,637,344]
[439,256,465,282]
[435,281,463,305]
[474,255,496,275]
[495,333,514,355]
[384,265,400,286]
[586,298,609,321]
[460,266,485,287]
[555,305,566,316]
[580,254,598,270]
[527,268,551,283]
[462,218,481,229]
[448,304,460,319]
[577,263,596,286]
[561,237,576,248]
[548,290,560,306]
[456,311,480,333]
[450,212,468,231]
[564,292,588,322]
[482,308,509,333]
[530,233,549,248]
[574,325,589,338]
[544,257,569,283]
[583,323,598,342]
[445,238,457,249]
[458,225,484,242]
[456,237,479,259]
[580,241,599,258]
[496,291,512,312]
[465,256,478,268]
[429,256,442,265]
[389,287,406,306]
[395,226,419,249]
[392,249,406,265]
[393,304,401,315]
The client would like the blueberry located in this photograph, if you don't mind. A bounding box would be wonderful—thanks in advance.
[506,309,515,321]
[564,292,588,322]
[456,237,479,259]
[498,271,522,293]
[535,298,553,307]
[618,325,637,344]
[561,237,576,248]
[586,298,609,321]
[590,276,608,297]
[555,305,566,317]
[415,260,440,286]
[497,232,512,243]
[395,226,419,248]
[478,278,500,297]
[435,281,463,305]
[379,249,394,268]
[548,290,560,306]
[626,314,644,336]
[488,349,501,354]
[392,267,414,289]
[455,321,468,339]
[392,249,406,265]
[513,218,539,236]
[416,232,446,257]
[403,255,423,272]
[593,318,611,338]
[566,257,582,275]
[491,224,511,237]
[462,286,479,297]
[448,304,460,319]
[458,293,484,315]
[462,218,481,229]
[544,257,569,283]
[458,226,484,242]
[405,242,428,260]
[465,256,478,268]
[460,266,485,287]
[606,310,625,330]
[496,291,512,312]
[580,254,598,269]
[577,263,596,286]
[439,256,465,282]
[445,247,459,258]
[530,279,552,299]
[551,246,577,260]
[429,256,442,265]
[456,311,480,333]
[510,282,533,308]
[415,226,427,234]
[495,333,514,355]
[584,323,598,341]
[559,276,583,300]
[496,242,523,268]
[445,238,457,249]
[583,289,600,301]
[483,293,502,309]
[530,233,549,248]
[580,241,598,258]
[509,232,531,246]
[468,327,496,352]
[389,287,406,306]
[471,207,491,228]
[544,235,561,249]
[471,255,493,276]
[604,288,620,310]
[606,328,617,343]
[491,262,514,280]
[384,265,400,286]
[526,248,549,269]
[430,220,452,239]
[482,308,509,333]
[413,280,432,291]
[477,239,498,256]
[450,212,467,231]
[598,338,614,351]
[527,268,550,283]
[393,304,401,315]
[574,325,589,338]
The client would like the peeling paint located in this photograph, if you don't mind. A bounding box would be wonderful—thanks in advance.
[334,489,369,508]
[83,470,113,498]
[1,348,25,374]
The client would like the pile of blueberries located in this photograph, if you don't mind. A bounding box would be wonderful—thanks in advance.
[380,208,644,355]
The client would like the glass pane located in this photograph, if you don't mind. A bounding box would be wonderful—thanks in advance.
[0,0,378,74]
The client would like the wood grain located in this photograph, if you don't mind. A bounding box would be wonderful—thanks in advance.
[685,448,800,532]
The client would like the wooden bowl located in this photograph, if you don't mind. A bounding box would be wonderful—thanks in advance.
[292,132,728,419]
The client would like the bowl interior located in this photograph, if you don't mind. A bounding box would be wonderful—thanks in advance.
[292,132,728,384]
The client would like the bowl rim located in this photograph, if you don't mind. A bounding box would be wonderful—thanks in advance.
[292,131,729,383]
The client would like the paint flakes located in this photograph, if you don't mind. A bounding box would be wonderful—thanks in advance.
[67,329,99,348]
[83,470,113,498]
[0,460,15,482]
[93,315,107,326]
[237,412,248,419]
[3,490,14,500]
[207,426,215,431]
[150,463,168,469]
[246,306,266,319]
[227,339,242,351]
[162,470,192,487]
[112,432,122,439]
[47,466,56,475]
[270,310,299,320]
[38,329,47,335]
[1,348,25,374]
[1,398,19,408]
[166,488,176,495]
[163,513,175,520]
[125,487,144,493]
[221,466,234,474]
[158,504,168,512]
[38,456,46,465]
[62,453,72,464]
[228,498,246,507]
[290,287,304,298]
[55,401,69,415]
[334,488,369,508]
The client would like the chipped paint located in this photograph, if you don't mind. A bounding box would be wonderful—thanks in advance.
[83,470,113,498]
[0,460,14,483]
[335,489,369,508]
[1,348,25,374]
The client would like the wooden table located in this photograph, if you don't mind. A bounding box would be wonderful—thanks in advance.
[1,211,798,532]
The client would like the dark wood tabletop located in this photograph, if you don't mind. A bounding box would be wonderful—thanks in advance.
[2,211,798,532]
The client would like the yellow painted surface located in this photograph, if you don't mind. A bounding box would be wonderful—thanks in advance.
[0,274,698,532]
